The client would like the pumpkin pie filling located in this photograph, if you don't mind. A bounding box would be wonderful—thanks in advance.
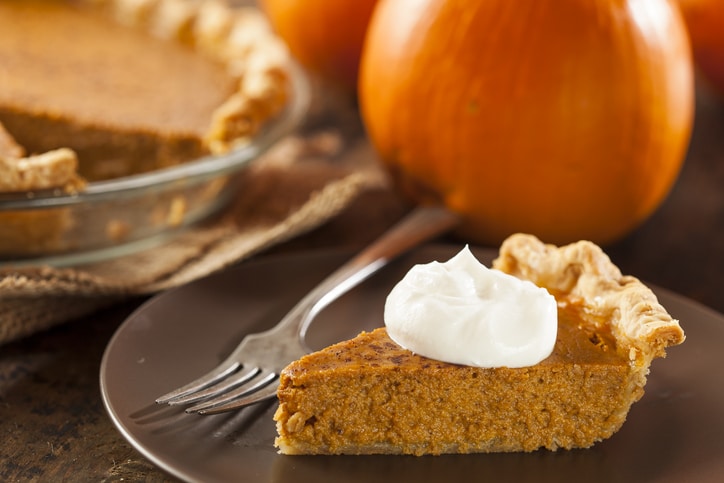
[274,234,685,455]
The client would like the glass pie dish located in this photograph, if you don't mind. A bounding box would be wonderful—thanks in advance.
[0,65,310,268]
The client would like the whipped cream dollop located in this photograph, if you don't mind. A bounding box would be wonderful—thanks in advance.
[384,246,557,368]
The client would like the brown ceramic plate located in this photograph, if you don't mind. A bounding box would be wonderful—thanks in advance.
[100,245,724,483]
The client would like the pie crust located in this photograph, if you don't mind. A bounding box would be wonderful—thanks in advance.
[273,234,685,455]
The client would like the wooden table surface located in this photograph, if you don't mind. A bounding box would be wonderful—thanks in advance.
[1,86,722,482]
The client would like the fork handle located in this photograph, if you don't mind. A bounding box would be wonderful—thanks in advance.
[271,204,460,342]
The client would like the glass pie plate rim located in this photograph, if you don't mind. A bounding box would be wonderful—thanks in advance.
[0,63,310,268]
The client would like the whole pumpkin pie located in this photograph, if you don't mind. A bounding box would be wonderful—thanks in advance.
[274,234,685,455]
[0,0,290,187]
[0,0,292,256]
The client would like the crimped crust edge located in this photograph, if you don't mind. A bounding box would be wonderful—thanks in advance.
[492,233,685,364]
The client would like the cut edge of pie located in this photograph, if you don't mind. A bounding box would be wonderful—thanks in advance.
[0,122,85,193]
[273,233,685,456]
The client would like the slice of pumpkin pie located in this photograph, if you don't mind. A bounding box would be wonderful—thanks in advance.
[273,234,685,455]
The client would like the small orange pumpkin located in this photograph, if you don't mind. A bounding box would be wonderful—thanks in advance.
[259,0,378,94]
[676,0,724,95]
[360,0,695,246]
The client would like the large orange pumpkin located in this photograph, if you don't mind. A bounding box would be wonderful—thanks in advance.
[259,0,378,93]
[676,0,724,95]
[360,0,695,246]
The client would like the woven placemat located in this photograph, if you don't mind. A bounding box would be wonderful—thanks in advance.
[0,113,392,344]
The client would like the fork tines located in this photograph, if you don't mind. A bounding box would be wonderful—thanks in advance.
[156,364,279,414]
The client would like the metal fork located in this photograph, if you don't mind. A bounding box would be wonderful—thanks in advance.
[155,205,459,415]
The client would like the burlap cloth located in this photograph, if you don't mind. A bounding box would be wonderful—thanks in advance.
[0,91,406,345]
